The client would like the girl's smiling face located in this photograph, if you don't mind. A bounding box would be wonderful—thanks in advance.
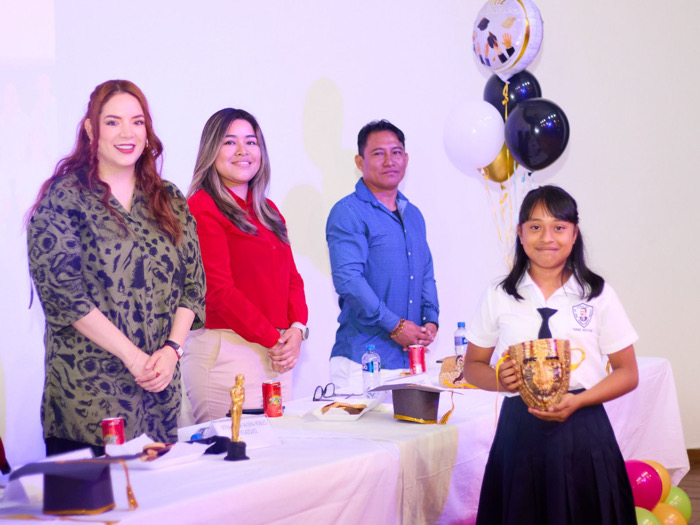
[517,202,578,274]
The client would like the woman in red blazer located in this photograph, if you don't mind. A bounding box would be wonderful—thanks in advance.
[183,108,309,422]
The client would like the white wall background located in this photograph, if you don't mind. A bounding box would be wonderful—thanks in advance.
[1,0,698,465]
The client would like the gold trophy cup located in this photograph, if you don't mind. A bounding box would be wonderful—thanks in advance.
[508,339,585,410]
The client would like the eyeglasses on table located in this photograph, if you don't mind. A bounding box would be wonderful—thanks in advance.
[312,383,364,401]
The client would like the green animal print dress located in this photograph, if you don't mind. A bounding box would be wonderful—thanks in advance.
[27,171,205,446]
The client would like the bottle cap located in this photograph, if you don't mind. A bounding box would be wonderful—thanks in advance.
[458,322,466,328]
[366,344,375,351]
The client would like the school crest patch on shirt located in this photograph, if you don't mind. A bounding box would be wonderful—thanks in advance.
[572,303,593,328]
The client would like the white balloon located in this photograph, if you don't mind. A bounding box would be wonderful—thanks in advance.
[443,100,505,175]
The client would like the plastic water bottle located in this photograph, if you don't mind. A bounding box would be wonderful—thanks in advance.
[454,322,468,355]
[362,344,381,397]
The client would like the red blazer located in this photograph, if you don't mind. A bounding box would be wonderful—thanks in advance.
[188,189,308,348]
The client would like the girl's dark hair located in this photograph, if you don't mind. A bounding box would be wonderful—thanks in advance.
[26,80,183,244]
[501,185,604,300]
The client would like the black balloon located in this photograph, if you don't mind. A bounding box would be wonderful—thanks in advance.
[483,71,542,120]
[504,98,570,172]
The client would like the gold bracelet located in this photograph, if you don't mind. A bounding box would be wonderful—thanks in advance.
[389,318,406,339]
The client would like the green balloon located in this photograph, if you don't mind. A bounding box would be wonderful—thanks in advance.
[635,506,661,525]
[665,485,692,522]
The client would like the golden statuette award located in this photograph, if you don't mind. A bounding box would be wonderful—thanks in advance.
[225,374,249,461]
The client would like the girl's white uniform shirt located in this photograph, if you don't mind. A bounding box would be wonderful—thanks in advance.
[466,273,638,391]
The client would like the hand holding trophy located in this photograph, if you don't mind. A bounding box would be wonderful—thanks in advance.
[508,308,585,410]
[508,339,584,410]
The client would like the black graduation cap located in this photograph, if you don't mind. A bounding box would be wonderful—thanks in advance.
[9,458,138,516]
[477,17,490,31]
[371,384,454,424]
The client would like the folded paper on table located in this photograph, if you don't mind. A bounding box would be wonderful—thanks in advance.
[205,415,281,450]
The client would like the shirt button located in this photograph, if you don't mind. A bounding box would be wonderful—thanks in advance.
[410,275,414,279]
[408,252,411,256]
[409,299,413,304]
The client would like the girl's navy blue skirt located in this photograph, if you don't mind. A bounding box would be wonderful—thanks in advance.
[476,391,636,525]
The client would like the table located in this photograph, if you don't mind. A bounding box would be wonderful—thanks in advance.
[0,357,688,524]
[606,357,690,485]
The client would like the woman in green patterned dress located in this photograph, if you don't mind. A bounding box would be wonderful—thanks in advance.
[26,80,206,456]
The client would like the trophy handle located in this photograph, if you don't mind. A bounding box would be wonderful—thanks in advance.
[570,347,586,370]
[494,354,512,393]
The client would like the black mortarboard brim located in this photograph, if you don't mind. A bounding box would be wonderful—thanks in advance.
[372,384,450,424]
[9,458,139,515]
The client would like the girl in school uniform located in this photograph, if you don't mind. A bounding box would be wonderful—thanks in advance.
[463,185,638,524]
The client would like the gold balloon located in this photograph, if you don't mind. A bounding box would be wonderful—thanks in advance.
[644,459,671,502]
[480,143,517,183]
[652,502,687,525]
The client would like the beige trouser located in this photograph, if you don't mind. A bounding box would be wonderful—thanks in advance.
[181,328,292,424]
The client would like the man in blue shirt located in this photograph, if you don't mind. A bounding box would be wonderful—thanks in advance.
[326,120,439,386]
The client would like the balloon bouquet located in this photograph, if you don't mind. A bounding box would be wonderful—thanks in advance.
[626,459,693,524]
[444,0,570,268]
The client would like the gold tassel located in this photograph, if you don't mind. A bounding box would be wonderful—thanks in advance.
[438,391,456,425]
[118,459,139,510]
[494,355,510,427]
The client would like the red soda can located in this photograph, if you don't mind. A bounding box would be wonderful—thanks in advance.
[408,345,426,374]
[262,380,283,417]
[102,418,125,445]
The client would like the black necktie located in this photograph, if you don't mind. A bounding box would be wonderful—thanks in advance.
[537,308,557,339]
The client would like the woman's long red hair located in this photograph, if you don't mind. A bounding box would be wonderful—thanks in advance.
[27,80,182,244]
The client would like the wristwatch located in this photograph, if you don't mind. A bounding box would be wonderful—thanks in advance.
[290,322,310,340]
[164,339,184,360]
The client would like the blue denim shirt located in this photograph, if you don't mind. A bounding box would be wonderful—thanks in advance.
[326,178,439,369]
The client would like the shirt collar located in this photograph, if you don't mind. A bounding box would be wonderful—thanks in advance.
[355,178,408,211]
[227,187,253,208]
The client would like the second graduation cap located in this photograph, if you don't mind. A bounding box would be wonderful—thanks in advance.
[371,384,454,424]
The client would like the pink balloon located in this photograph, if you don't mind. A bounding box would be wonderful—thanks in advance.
[626,460,663,511]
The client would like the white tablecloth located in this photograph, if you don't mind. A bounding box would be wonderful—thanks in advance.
[605,357,689,484]
[0,357,688,525]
